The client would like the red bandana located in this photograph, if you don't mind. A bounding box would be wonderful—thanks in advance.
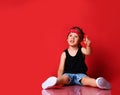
[68,29,80,36]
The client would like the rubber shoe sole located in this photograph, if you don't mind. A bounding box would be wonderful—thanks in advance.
[42,76,57,89]
[96,77,111,90]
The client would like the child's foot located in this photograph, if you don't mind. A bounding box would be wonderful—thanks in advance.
[96,77,111,90]
[42,76,57,89]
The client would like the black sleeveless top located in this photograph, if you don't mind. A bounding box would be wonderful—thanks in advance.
[63,47,88,74]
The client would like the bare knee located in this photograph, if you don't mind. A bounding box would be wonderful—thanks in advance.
[81,77,97,87]
[57,75,70,85]
[81,77,87,85]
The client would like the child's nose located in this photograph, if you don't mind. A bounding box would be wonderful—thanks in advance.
[72,37,75,39]
[71,37,74,39]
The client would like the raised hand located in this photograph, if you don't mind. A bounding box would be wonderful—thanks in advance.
[83,35,91,47]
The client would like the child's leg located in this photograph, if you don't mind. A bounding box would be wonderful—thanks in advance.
[81,76,111,89]
[81,76,97,87]
[56,75,70,85]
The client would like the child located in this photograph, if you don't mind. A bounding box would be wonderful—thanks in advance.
[42,26,111,90]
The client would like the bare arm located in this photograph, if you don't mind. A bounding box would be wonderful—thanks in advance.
[81,36,92,55]
[57,52,66,78]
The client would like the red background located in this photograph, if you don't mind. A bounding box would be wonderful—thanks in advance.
[0,0,120,95]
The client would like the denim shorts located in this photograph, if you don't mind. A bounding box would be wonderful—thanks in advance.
[63,73,87,85]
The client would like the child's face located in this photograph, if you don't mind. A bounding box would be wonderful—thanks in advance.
[67,32,80,47]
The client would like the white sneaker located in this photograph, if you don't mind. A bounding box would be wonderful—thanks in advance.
[42,76,57,89]
[96,77,111,90]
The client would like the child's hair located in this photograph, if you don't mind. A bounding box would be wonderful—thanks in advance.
[70,26,85,40]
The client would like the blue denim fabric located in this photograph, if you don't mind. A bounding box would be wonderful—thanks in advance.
[63,73,87,85]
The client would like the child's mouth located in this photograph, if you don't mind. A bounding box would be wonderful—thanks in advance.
[70,40,74,43]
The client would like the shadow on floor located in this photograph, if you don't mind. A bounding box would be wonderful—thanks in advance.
[41,85,111,95]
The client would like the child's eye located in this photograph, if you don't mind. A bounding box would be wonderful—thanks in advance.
[69,34,72,37]
[75,36,78,38]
